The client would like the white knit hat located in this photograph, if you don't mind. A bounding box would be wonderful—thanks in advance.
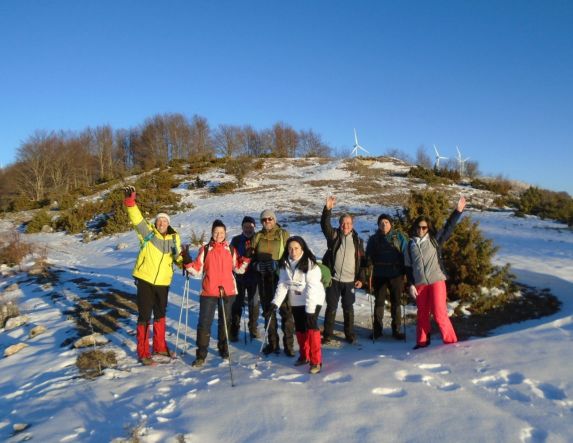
[155,213,171,224]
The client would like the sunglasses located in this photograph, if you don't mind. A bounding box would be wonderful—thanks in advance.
[417,225,429,231]
[261,217,274,222]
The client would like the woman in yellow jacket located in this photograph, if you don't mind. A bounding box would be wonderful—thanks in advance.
[124,186,183,365]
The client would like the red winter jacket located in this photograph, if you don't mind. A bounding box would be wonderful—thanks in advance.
[186,240,249,297]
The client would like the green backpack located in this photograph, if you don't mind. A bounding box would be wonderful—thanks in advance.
[317,262,332,289]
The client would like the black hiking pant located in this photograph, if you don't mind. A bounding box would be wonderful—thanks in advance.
[136,279,168,324]
[372,274,404,334]
[195,295,235,360]
[323,280,356,340]
[259,271,294,352]
[231,279,259,338]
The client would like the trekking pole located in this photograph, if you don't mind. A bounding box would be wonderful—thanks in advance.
[175,275,190,353]
[259,308,274,354]
[369,293,375,344]
[368,275,375,344]
[402,291,407,342]
[243,301,248,345]
[219,286,235,387]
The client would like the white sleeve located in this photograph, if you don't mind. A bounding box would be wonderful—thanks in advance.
[272,268,289,307]
[305,263,325,314]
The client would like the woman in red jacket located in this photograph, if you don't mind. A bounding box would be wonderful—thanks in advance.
[186,219,249,367]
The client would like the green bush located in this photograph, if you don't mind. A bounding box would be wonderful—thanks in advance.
[210,181,238,194]
[26,210,53,233]
[471,177,513,196]
[408,166,457,185]
[516,187,573,226]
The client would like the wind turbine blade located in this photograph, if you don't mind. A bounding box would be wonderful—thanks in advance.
[434,144,439,156]
[354,128,359,146]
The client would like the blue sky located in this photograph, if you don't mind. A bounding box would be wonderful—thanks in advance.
[1,1,572,194]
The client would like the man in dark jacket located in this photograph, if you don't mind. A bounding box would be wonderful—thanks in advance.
[320,196,366,344]
[366,214,408,340]
[251,209,294,356]
[230,216,260,341]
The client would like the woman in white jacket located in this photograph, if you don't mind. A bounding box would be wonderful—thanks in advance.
[271,236,325,374]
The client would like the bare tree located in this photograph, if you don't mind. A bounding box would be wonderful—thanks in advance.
[189,115,214,158]
[415,145,433,168]
[88,125,114,181]
[213,124,245,158]
[465,160,480,179]
[271,122,298,157]
[16,131,56,201]
[241,125,269,157]
[298,129,331,157]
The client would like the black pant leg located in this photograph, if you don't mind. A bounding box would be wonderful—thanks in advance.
[152,285,169,321]
[389,275,405,330]
[136,279,154,324]
[196,296,217,359]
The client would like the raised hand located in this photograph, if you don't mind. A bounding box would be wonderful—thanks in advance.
[456,196,466,213]
[123,185,135,197]
[326,195,336,210]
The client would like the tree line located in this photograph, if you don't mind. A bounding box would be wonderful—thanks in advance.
[0,113,332,211]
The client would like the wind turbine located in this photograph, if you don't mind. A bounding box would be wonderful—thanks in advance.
[351,128,370,157]
[433,144,448,169]
[456,145,470,176]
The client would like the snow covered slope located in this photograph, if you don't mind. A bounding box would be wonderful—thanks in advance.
[1,158,572,442]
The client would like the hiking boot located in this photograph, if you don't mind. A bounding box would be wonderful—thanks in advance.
[192,358,205,367]
[294,357,309,366]
[139,357,156,366]
[309,363,322,374]
[368,331,383,340]
[392,330,405,340]
[154,350,174,358]
[262,344,278,355]
[284,348,295,357]
[321,335,333,345]
[413,342,429,350]
[219,350,230,359]
[250,330,259,339]
[345,333,357,344]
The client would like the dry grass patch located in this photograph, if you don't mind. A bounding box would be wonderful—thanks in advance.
[76,349,117,379]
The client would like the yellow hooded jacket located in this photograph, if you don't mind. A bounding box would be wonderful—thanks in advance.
[127,205,182,286]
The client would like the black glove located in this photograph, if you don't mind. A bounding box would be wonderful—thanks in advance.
[181,244,193,265]
[244,247,254,259]
[123,185,135,197]
[305,312,317,330]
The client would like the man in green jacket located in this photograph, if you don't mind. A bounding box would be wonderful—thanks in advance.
[251,209,294,356]
[124,186,182,365]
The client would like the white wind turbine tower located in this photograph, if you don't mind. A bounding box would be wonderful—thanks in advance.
[351,128,370,157]
[456,145,470,176]
[433,144,448,169]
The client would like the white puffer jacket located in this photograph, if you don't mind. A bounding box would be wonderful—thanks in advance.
[272,257,326,314]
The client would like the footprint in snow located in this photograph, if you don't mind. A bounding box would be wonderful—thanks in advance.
[520,426,548,443]
[323,372,352,384]
[274,373,307,383]
[372,387,407,398]
[154,398,177,417]
[416,363,451,375]
[353,359,379,368]
[436,382,461,392]
[524,379,567,401]
[394,370,429,384]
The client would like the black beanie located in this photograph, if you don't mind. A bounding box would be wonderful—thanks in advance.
[377,213,393,225]
[241,216,256,226]
[211,219,226,232]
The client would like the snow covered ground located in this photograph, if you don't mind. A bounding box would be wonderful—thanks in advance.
[1,159,572,442]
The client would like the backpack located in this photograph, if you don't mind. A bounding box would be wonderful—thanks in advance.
[317,262,332,288]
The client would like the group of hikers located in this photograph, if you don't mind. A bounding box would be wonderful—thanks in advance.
[123,185,467,374]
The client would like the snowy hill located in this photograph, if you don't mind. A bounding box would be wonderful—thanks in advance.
[1,158,572,442]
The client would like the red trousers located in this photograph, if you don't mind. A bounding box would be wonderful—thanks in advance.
[415,280,457,345]
[296,330,322,366]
